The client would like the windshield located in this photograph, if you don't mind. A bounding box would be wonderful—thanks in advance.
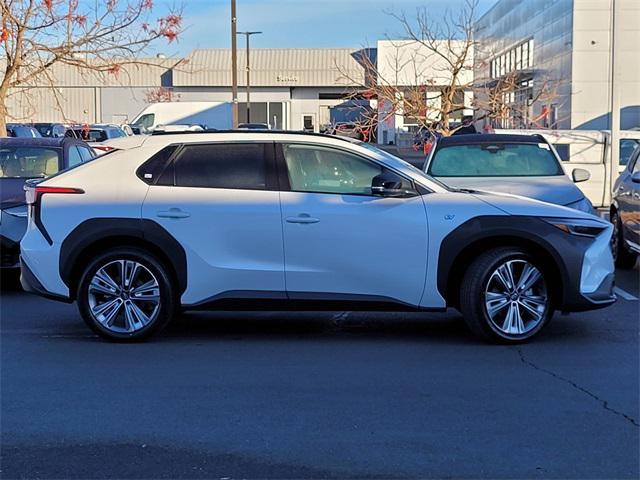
[0,147,61,178]
[33,124,56,137]
[357,141,451,190]
[133,114,155,129]
[428,143,564,177]
[66,129,108,142]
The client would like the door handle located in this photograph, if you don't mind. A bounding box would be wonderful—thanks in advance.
[286,214,320,224]
[157,208,190,219]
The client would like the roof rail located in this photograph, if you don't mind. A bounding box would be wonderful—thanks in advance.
[149,128,358,143]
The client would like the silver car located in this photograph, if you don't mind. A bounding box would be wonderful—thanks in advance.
[424,133,594,213]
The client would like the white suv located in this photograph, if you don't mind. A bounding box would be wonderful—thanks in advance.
[20,131,616,343]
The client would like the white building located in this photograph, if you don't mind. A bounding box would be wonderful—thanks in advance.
[474,0,640,130]
[376,39,475,145]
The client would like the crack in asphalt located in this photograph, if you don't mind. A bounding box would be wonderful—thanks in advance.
[515,348,639,428]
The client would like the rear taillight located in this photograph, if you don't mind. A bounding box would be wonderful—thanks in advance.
[25,186,84,245]
[27,186,84,205]
[93,145,115,153]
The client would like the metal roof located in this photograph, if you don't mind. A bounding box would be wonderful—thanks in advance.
[173,48,367,87]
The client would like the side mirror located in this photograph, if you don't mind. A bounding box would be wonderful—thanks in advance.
[631,171,640,184]
[572,168,591,183]
[371,172,415,197]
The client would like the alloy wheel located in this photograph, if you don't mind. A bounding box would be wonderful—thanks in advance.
[484,259,549,336]
[87,260,161,333]
[611,213,619,261]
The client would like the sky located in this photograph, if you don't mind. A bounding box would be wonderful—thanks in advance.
[152,0,497,57]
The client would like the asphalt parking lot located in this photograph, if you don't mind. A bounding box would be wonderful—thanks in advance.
[1,267,638,479]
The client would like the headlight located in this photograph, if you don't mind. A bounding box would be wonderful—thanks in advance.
[543,217,609,238]
[564,197,595,214]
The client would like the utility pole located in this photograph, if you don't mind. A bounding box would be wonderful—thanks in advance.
[607,0,621,205]
[231,0,239,128]
[237,31,262,123]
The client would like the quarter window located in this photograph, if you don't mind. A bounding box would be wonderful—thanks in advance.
[68,146,83,167]
[173,143,267,190]
[282,144,406,195]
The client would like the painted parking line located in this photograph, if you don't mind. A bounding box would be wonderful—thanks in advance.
[614,287,639,301]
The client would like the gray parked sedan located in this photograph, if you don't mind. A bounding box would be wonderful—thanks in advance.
[424,134,594,213]
[611,144,640,268]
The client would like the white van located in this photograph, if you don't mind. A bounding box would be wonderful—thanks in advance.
[495,129,640,208]
[130,102,233,133]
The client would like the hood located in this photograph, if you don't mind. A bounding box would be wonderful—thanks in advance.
[438,175,584,206]
[470,190,600,221]
[0,178,31,209]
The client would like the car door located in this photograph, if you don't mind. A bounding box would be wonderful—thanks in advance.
[622,150,640,245]
[141,142,285,306]
[278,142,428,306]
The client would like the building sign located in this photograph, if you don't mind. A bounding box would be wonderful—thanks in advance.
[276,74,299,83]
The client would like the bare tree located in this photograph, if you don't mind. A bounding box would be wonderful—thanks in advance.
[144,86,180,103]
[339,0,562,142]
[0,0,183,136]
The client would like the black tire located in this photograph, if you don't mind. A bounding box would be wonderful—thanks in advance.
[460,247,553,344]
[77,247,177,342]
[611,210,638,269]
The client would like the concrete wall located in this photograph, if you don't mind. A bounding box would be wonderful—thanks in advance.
[571,0,640,130]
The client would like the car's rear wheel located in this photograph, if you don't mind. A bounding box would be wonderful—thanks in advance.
[77,247,176,341]
[460,247,553,343]
[611,210,638,269]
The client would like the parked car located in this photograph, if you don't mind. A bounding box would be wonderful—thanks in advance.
[0,137,95,268]
[326,122,367,140]
[238,122,271,130]
[32,123,68,138]
[6,124,41,138]
[495,129,640,208]
[611,145,640,268]
[424,134,595,213]
[65,124,128,154]
[20,131,615,343]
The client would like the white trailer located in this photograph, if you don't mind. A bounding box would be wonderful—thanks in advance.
[495,129,640,208]
[130,102,233,132]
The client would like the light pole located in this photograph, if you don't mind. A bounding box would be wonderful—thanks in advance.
[607,0,621,205]
[237,31,262,123]
[231,0,239,128]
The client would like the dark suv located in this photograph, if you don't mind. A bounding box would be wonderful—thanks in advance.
[611,145,640,268]
[0,137,95,268]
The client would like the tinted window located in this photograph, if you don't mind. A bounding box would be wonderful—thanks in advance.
[78,146,94,162]
[283,144,398,195]
[137,145,178,185]
[429,143,564,177]
[108,128,126,138]
[620,139,640,166]
[68,146,83,167]
[0,147,61,178]
[173,143,266,190]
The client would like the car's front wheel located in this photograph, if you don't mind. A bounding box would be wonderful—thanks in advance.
[460,247,553,343]
[611,210,638,269]
[77,247,176,341]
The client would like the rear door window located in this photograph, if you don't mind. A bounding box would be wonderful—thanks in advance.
[0,147,61,178]
[172,143,268,190]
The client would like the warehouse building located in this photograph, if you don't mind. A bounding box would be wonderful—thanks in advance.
[4,48,367,132]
